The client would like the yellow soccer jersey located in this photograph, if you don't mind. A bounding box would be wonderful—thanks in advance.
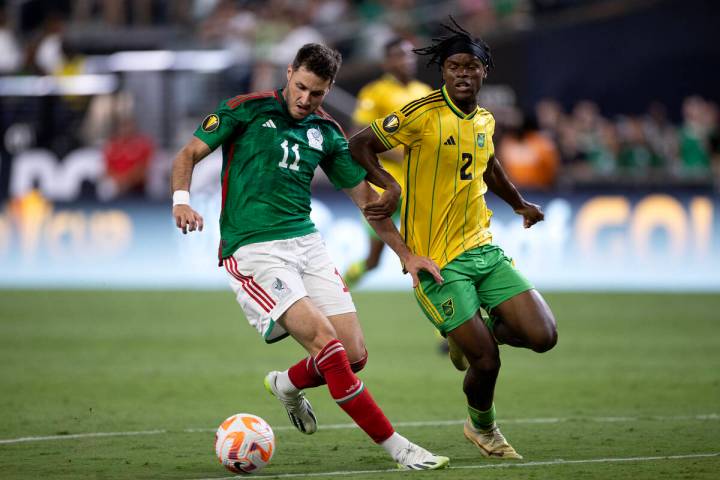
[353,74,432,191]
[370,85,496,268]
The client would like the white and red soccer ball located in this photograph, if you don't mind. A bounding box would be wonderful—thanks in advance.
[215,413,275,474]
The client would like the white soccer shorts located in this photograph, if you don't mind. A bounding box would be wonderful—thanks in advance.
[222,232,356,343]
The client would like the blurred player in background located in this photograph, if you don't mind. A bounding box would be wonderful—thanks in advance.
[343,38,432,287]
[170,43,449,471]
[350,19,558,460]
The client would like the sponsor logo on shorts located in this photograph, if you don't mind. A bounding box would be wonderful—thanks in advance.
[382,114,399,133]
[202,114,220,132]
[441,299,454,317]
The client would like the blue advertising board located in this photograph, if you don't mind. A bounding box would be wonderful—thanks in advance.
[0,188,718,291]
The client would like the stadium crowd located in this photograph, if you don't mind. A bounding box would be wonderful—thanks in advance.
[1,0,718,201]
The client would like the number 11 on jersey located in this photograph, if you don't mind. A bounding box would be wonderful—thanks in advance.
[278,140,301,171]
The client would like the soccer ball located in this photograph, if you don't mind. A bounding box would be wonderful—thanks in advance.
[215,413,275,474]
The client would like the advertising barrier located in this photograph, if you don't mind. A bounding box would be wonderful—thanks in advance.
[0,187,717,291]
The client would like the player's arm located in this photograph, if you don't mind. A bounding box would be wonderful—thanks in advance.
[170,136,212,234]
[344,180,443,287]
[483,155,544,228]
[348,127,401,221]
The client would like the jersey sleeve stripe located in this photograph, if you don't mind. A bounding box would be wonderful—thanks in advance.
[400,91,442,115]
[402,98,445,117]
[227,90,277,109]
[316,107,347,138]
[217,143,237,265]
[370,121,394,150]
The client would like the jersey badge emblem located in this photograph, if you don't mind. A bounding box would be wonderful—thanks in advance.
[273,278,291,299]
[441,299,454,317]
[307,128,323,151]
[382,114,399,133]
[202,114,220,132]
[477,133,485,147]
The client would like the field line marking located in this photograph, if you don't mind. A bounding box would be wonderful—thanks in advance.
[0,429,166,444]
[198,452,720,480]
[1,413,717,445]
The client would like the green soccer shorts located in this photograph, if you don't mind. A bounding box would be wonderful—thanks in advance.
[414,244,534,336]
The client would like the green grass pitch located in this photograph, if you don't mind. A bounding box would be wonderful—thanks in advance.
[0,291,718,479]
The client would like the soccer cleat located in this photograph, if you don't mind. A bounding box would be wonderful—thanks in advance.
[343,261,366,289]
[264,371,317,435]
[463,418,522,459]
[447,336,469,371]
[395,443,450,470]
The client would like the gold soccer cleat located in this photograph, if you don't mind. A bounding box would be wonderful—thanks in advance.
[463,418,522,459]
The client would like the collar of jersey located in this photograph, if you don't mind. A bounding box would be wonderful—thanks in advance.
[277,88,315,124]
[441,85,479,120]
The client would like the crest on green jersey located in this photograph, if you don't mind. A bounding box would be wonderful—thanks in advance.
[441,299,454,317]
[382,114,400,133]
[202,114,220,132]
[477,133,485,147]
[307,128,323,151]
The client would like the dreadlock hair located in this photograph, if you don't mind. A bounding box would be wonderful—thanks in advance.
[413,16,494,71]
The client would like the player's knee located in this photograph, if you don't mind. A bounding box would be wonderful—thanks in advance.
[468,353,500,377]
[530,323,557,353]
[349,349,368,372]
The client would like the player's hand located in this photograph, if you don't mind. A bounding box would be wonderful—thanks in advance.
[363,184,400,221]
[402,254,444,288]
[514,201,544,228]
[173,204,204,234]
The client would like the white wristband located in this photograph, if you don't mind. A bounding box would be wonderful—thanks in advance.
[173,190,190,206]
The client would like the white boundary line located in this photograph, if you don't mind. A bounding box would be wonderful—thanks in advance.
[196,453,720,480]
[0,413,717,446]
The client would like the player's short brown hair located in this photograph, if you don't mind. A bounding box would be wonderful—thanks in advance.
[291,44,342,82]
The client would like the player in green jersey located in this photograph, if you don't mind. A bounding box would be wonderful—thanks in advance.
[170,44,449,471]
[350,20,558,460]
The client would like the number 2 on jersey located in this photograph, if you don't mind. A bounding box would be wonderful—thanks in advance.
[460,153,473,180]
[278,140,301,171]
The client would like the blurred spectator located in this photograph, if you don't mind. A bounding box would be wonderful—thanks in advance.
[249,0,293,91]
[617,116,664,178]
[25,13,66,75]
[571,100,616,177]
[535,98,564,145]
[459,0,533,36]
[678,96,715,178]
[197,0,257,91]
[71,0,169,26]
[0,8,21,73]
[98,117,154,200]
[643,101,678,170]
[269,4,324,66]
[498,117,559,190]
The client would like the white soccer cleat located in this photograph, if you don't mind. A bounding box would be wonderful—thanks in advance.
[463,418,522,459]
[264,371,317,435]
[395,442,450,470]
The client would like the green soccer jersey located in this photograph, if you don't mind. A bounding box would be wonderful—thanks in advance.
[193,89,366,260]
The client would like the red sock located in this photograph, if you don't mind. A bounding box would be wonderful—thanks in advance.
[287,350,369,389]
[287,356,324,389]
[315,339,393,443]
